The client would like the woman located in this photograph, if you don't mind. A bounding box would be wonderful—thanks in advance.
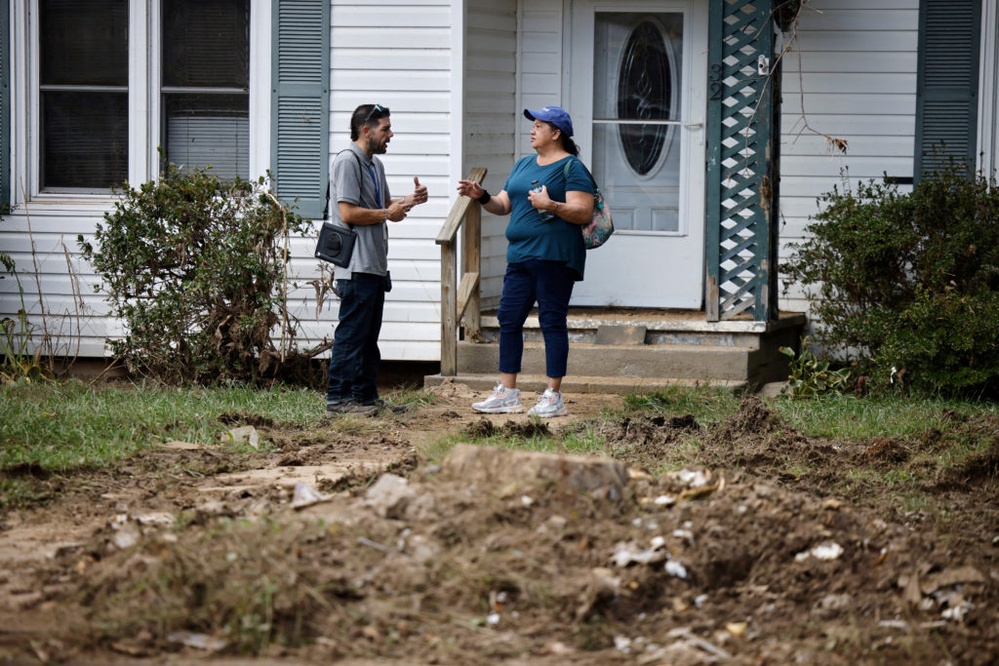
[456,106,596,417]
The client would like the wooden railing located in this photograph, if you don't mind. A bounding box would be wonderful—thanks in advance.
[435,167,487,376]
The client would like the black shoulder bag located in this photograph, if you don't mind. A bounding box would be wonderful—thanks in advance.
[314,151,361,267]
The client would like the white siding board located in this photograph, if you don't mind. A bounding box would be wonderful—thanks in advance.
[790,9,919,32]
[785,134,913,157]
[782,173,914,198]
[331,5,450,27]
[0,235,84,256]
[329,28,451,48]
[329,94,450,114]
[331,72,452,92]
[521,33,560,55]
[334,51,453,70]
[783,115,915,137]
[789,51,916,73]
[305,0,454,362]
[782,73,917,95]
[783,93,915,116]
[788,32,916,52]
[807,0,915,9]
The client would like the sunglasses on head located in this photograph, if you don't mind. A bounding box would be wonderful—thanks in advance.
[364,104,386,124]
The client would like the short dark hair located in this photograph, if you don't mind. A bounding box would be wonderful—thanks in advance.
[350,104,390,141]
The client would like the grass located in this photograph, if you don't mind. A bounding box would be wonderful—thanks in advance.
[0,379,326,470]
[3,378,997,505]
[621,383,741,425]
[769,392,999,438]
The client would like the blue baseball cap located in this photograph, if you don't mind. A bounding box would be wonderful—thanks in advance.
[524,106,574,137]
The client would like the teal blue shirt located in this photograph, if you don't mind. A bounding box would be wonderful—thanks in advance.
[503,155,596,281]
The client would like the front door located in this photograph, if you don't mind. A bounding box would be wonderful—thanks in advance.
[569,0,708,308]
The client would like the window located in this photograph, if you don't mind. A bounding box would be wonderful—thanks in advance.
[593,12,683,232]
[617,20,674,176]
[36,0,249,193]
[11,0,328,217]
[161,0,249,179]
[39,0,129,191]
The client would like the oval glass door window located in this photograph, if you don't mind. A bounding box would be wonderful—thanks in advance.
[617,20,675,175]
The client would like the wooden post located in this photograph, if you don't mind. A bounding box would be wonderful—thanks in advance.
[436,167,487,377]
[462,202,481,338]
[440,240,457,375]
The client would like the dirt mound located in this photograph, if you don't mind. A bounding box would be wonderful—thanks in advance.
[1,388,997,665]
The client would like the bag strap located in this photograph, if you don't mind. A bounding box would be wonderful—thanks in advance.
[324,149,365,222]
[562,157,597,189]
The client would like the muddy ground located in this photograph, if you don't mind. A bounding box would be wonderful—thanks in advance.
[1,380,997,665]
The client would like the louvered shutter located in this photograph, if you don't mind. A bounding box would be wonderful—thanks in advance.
[914,0,981,181]
[1,0,10,208]
[271,0,329,219]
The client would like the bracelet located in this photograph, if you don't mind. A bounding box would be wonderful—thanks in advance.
[384,208,389,221]
[476,190,491,205]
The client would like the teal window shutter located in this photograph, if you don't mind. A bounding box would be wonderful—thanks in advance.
[271,0,329,219]
[914,0,981,181]
[1,0,9,208]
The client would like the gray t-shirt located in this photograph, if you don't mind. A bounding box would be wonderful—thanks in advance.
[330,144,391,279]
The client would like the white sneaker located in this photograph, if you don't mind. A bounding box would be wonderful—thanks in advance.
[527,388,568,418]
[472,383,524,413]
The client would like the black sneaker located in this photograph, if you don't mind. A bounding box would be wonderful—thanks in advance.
[326,401,377,416]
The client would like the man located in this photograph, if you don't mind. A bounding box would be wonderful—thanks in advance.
[326,104,428,415]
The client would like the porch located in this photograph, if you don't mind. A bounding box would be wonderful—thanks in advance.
[423,166,805,395]
[423,307,805,395]
[424,0,804,395]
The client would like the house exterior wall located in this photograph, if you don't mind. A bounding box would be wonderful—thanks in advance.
[472,0,565,307]
[4,0,998,365]
[3,0,286,360]
[0,0,458,363]
[979,0,999,177]
[777,0,920,312]
[298,0,456,361]
[463,0,518,305]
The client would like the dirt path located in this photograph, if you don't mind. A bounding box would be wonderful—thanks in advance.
[1,382,997,664]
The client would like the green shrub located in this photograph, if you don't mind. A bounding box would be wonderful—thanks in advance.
[783,162,999,396]
[79,165,316,385]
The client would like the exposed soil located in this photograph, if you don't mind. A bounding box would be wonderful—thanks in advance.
[1,381,997,665]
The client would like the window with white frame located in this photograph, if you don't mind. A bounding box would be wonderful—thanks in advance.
[161,0,249,179]
[11,0,328,217]
[37,0,249,194]
[39,0,129,190]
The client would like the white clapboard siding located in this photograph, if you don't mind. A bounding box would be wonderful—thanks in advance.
[462,0,563,306]
[464,0,519,306]
[0,223,113,355]
[779,0,920,313]
[324,0,454,361]
[518,2,563,157]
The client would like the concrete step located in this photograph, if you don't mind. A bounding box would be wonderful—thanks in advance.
[477,310,806,349]
[449,309,805,389]
[455,340,790,384]
[423,372,746,395]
